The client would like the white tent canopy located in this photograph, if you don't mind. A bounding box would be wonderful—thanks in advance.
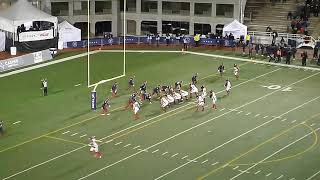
[223,19,247,39]
[0,31,5,51]
[0,0,57,33]
[58,21,81,43]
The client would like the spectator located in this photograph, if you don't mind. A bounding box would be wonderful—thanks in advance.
[183,35,188,51]
[248,43,254,59]
[194,34,200,47]
[301,51,308,66]
[313,46,318,59]
[245,33,251,45]
[266,26,273,32]
[285,47,292,64]
[156,34,160,47]
[292,46,297,60]
[166,33,170,46]
[276,48,282,63]
[287,11,293,20]
[175,34,181,45]
[255,43,260,55]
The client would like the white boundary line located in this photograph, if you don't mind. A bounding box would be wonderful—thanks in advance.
[0,68,294,180]
[306,169,320,180]
[0,51,99,78]
[230,128,320,180]
[154,95,320,180]
[78,73,320,180]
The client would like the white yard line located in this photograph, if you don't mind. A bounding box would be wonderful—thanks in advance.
[236,111,242,114]
[12,121,21,125]
[79,134,87,138]
[115,142,122,146]
[70,133,78,137]
[74,84,82,87]
[254,170,261,175]
[266,172,272,177]
[220,108,225,112]
[152,149,159,154]
[306,169,320,180]
[62,131,70,135]
[263,116,269,119]
[153,94,320,180]
[281,118,287,122]
[277,175,284,179]
[133,145,140,150]
[233,166,239,170]
[181,155,188,159]
[255,114,260,117]
[212,162,219,166]
[171,153,179,158]
[246,112,251,116]
[124,144,131,148]
[201,160,209,164]
[162,152,168,156]
[78,74,320,180]
[230,128,320,180]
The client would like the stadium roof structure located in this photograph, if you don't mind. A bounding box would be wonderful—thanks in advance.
[0,0,57,33]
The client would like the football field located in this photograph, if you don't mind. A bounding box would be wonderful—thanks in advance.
[1,50,320,180]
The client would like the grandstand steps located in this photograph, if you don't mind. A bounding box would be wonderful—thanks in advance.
[245,0,303,33]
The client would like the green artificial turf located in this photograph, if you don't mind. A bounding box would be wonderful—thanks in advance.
[0,50,320,180]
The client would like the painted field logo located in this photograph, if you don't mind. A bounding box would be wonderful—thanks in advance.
[261,85,292,92]
[91,91,97,110]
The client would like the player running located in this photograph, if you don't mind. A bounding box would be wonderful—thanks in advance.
[128,76,135,90]
[125,92,137,109]
[225,80,232,95]
[189,83,198,98]
[200,85,207,103]
[139,81,147,101]
[132,101,140,120]
[196,94,205,111]
[192,73,198,85]
[89,136,102,158]
[233,64,240,80]
[111,82,118,97]
[218,64,225,77]
[101,98,110,115]
[209,90,217,110]
[152,85,161,97]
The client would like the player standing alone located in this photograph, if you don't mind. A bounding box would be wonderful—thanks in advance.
[89,136,102,158]
[192,73,198,85]
[225,80,232,95]
[218,64,225,77]
[111,82,118,97]
[101,98,110,115]
[132,101,140,120]
[128,76,135,91]
[41,78,48,96]
[209,90,217,110]
[233,64,240,80]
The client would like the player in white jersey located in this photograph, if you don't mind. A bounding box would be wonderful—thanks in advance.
[89,136,102,158]
[233,64,240,80]
[179,89,189,101]
[189,83,198,98]
[196,94,205,111]
[200,85,207,103]
[160,95,169,111]
[132,101,140,120]
[225,80,232,95]
[209,90,217,110]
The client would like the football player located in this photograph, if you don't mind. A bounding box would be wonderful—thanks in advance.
[225,80,232,95]
[101,98,110,115]
[234,64,240,80]
[209,90,217,110]
[218,64,225,77]
[111,82,118,97]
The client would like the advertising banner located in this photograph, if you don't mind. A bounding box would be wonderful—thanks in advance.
[19,29,54,42]
[0,49,52,72]
[91,91,97,110]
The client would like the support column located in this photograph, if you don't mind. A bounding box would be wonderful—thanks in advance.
[90,0,95,15]
[136,0,141,14]
[212,3,216,17]
[190,2,194,16]
[210,23,216,33]
[41,0,51,14]
[90,21,95,36]
[157,0,162,34]
[112,0,121,36]
[189,20,194,35]
[136,20,142,35]
[68,0,73,16]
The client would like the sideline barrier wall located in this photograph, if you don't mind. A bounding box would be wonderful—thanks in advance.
[0,49,52,73]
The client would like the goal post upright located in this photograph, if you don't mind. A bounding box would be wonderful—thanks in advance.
[123,0,126,76]
[87,0,90,87]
